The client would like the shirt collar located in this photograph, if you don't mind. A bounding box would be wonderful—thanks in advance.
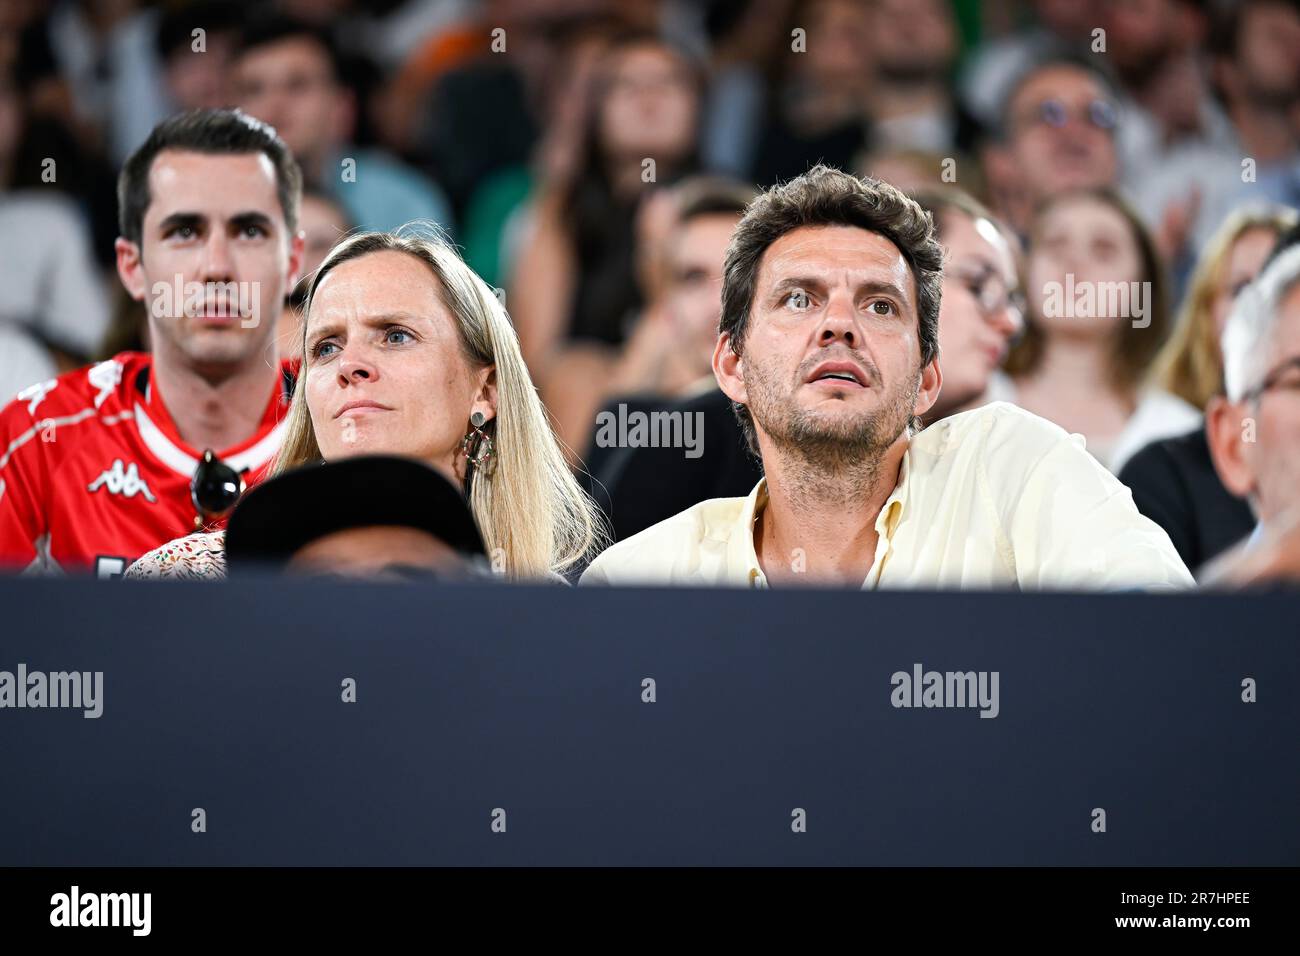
[737,446,913,589]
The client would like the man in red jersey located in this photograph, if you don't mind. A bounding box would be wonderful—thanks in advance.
[0,109,304,576]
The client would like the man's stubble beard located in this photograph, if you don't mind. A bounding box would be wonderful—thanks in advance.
[147,302,278,383]
[744,350,920,498]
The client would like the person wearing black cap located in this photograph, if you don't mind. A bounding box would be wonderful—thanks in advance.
[225,455,489,580]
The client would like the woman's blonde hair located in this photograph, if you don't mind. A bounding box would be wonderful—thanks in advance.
[274,229,607,579]
[1149,204,1298,409]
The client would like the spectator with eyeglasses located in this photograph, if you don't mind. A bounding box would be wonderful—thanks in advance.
[1204,243,1300,585]
[911,189,1024,424]
[984,56,1121,240]
[1121,204,1297,571]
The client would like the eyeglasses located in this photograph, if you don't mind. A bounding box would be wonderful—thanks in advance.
[1018,98,1117,133]
[1242,356,1300,404]
[191,449,246,528]
[952,265,1026,322]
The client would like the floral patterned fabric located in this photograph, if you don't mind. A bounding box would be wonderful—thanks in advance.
[125,531,228,580]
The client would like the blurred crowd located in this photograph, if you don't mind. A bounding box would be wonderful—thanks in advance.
[2,0,1300,582]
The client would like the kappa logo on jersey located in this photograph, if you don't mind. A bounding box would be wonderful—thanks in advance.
[88,360,123,410]
[15,379,58,416]
[87,460,158,503]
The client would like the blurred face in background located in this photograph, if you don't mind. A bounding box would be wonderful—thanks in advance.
[1231,0,1300,105]
[117,149,302,371]
[598,43,697,164]
[303,250,495,482]
[234,36,344,164]
[666,211,740,378]
[164,32,235,111]
[298,194,351,282]
[1007,66,1119,203]
[1211,226,1282,341]
[1028,194,1142,341]
[795,0,873,88]
[867,0,955,83]
[935,209,1022,409]
[1104,0,1183,82]
[280,193,351,359]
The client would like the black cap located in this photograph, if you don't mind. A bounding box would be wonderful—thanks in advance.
[225,456,487,571]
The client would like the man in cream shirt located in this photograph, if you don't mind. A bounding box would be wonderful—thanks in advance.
[581,166,1191,590]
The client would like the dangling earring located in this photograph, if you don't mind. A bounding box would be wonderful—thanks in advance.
[461,410,496,477]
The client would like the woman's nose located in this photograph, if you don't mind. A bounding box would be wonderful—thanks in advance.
[337,354,378,385]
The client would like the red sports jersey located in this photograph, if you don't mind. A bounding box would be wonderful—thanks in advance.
[0,352,294,577]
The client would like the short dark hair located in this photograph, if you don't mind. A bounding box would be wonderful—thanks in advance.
[236,12,344,85]
[117,108,303,246]
[719,164,944,454]
[911,187,997,238]
[674,175,756,225]
[156,1,242,62]
[1209,0,1300,63]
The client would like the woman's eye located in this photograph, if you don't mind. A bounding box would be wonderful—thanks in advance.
[385,328,414,345]
[312,340,339,359]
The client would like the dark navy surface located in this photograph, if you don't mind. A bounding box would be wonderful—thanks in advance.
[0,577,1295,865]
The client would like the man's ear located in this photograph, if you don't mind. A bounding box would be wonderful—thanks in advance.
[915,357,942,419]
[471,365,498,425]
[1206,395,1256,499]
[286,229,306,293]
[115,237,146,303]
[713,331,747,405]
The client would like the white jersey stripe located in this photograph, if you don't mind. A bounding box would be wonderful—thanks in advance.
[225,417,288,474]
[0,407,110,472]
[132,403,198,477]
[132,403,287,478]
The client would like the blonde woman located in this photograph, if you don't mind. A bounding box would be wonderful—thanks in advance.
[1148,204,1299,411]
[127,230,605,580]
[1119,205,1297,571]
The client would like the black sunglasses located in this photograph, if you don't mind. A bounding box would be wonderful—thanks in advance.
[191,449,247,528]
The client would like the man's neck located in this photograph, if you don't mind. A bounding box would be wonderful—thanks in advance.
[755,437,907,586]
[151,346,280,452]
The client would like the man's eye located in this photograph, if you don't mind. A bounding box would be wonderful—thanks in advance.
[312,340,339,358]
[385,328,414,345]
[869,300,895,315]
[168,225,197,240]
[241,224,267,238]
[785,289,812,309]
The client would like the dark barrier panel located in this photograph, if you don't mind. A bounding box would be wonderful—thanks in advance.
[0,577,1295,866]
